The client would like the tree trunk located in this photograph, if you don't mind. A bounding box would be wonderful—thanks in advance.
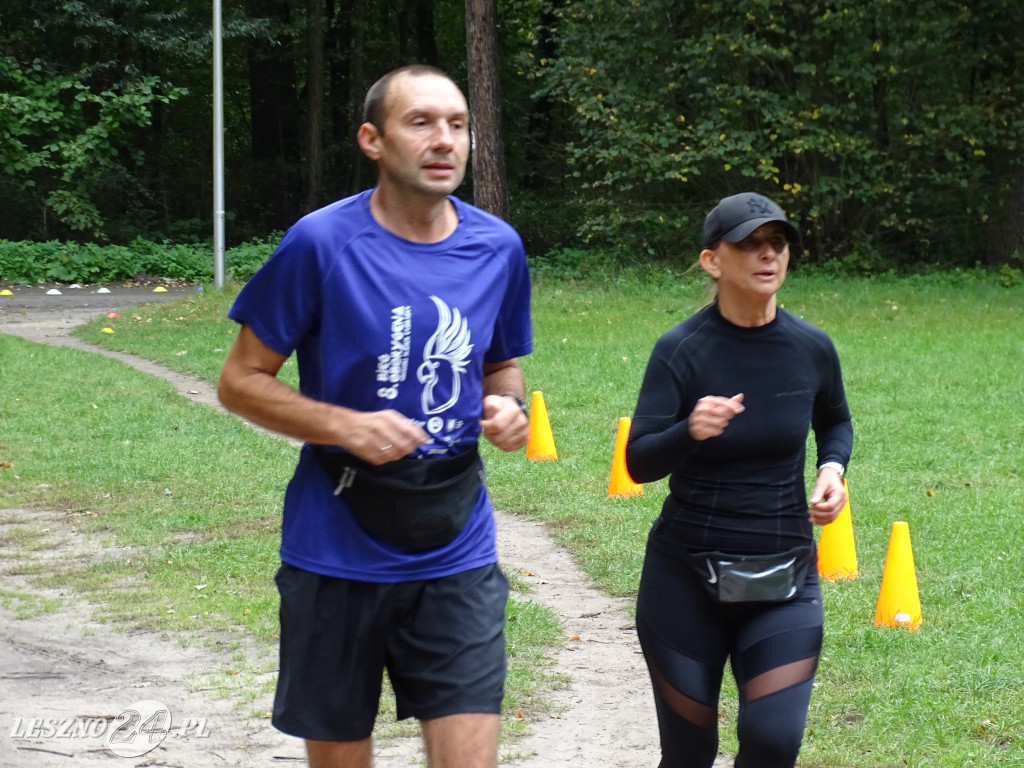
[305,0,326,212]
[348,0,369,196]
[414,0,440,66]
[245,0,301,229]
[986,165,1024,265]
[246,0,299,163]
[465,0,508,220]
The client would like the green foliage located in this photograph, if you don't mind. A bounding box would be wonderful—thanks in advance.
[0,54,185,239]
[222,238,283,283]
[0,0,227,242]
[0,238,275,285]
[534,0,1024,267]
[528,247,623,281]
[995,250,1023,287]
[3,0,1023,273]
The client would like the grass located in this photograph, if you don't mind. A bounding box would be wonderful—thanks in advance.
[5,266,1024,766]
[0,587,64,618]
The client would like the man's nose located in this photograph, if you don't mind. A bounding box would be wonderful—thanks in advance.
[432,121,455,149]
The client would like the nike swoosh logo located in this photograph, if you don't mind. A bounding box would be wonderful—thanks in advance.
[706,560,718,584]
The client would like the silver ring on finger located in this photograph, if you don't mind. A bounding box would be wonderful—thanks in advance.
[380,444,393,453]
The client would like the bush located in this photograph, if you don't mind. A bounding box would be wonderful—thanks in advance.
[0,238,278,285]
[224,238,281,283]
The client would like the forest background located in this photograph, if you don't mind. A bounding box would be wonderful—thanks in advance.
[1,0,1023,276]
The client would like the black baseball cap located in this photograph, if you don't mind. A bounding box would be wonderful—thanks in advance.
[700,192,801,251]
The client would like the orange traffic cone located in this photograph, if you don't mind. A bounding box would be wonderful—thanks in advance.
[817,478,858,581]
[874,521,922,630]
[526,391,557,461]
[608,417,643,497]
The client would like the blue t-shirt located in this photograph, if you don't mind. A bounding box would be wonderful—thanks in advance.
[228,190,533,581]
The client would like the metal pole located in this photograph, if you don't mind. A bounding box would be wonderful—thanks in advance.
[212,0,226,289]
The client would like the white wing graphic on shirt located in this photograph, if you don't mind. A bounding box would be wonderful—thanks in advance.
[416,295,473,415]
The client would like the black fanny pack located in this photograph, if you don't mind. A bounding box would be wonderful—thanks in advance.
[687,545,813,603]
[314,447,484,553]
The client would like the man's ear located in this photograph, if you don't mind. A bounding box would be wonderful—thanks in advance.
[356,122,382,161]
[699,248,720,279]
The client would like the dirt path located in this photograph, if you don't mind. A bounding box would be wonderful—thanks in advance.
[0,284,730,767]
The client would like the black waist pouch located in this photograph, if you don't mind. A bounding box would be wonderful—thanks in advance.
[314,447,484,552]
[687,544,813,603]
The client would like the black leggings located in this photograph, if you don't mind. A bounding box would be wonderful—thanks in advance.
[636,542,823,768]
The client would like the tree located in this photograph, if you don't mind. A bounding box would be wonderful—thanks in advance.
[535,0,1024,267]
[6,0,1017,272]
[466,0,508,219]
[0,1,189,240]
[305,0,326,211]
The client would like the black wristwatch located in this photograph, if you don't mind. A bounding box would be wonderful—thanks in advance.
[500,393,528,416]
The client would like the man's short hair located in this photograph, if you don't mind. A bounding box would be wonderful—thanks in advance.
[362,65,455,135]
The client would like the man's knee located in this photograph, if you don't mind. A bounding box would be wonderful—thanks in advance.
[305,737,373,768]
[422,712,499,768]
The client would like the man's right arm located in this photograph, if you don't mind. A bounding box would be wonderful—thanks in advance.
[217,324,429,465]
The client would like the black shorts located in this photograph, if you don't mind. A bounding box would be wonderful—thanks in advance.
[271,561,509,742]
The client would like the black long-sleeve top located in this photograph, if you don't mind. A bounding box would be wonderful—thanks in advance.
[626,302,853,557]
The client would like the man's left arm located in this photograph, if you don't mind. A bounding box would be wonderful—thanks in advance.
[480,359,529,452]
